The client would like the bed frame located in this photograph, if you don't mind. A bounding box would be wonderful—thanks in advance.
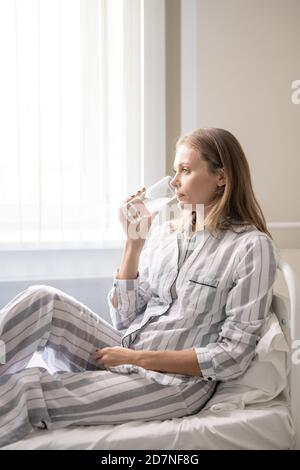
[274,259,300,449]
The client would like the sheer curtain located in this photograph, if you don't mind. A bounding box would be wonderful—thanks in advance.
[0,0,142,248]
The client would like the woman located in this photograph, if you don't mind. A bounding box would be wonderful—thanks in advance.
[0,128,278,447]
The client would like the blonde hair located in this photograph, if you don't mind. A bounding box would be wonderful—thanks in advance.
[170,128,272,239]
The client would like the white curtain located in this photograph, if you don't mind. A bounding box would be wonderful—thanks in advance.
[0,0,142,248]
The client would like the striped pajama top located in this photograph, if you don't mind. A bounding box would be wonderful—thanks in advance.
[107,220,279,387]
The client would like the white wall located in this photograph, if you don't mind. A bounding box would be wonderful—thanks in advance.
[0,246,122,323]
[0,277,113,324]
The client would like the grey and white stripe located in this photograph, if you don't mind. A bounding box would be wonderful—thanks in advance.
[108,221,279,385]
[0,285,212,447]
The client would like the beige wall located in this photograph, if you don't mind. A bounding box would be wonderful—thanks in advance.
[164,0,300,291]
[196,0,300,249]
[165,0,300,250]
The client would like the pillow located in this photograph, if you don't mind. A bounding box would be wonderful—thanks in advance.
[202,313,290,412]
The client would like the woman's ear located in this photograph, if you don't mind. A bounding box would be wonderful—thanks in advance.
[217,168,226,187]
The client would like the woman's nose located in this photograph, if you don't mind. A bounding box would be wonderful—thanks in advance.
[170,175,178,189]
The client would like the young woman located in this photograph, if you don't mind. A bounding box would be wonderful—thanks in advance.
[0,128,278,447]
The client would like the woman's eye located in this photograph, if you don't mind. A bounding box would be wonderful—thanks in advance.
[172,168,190,175]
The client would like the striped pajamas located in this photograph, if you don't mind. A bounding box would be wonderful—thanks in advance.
[0,221,278,447]
[112,222,279,384]
[0,285,201,447]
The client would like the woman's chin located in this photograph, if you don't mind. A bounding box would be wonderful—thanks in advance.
[177,198,193,210]
[177,200,186,210]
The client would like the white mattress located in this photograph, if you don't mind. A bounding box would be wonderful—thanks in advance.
[2,402,295,450]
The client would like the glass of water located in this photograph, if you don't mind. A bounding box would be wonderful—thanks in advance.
[124,176,176,223]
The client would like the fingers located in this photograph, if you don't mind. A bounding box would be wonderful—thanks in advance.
[123,187,146,203]
[91,350,102,360]
[150,210,159,220]
[92,350,106,369]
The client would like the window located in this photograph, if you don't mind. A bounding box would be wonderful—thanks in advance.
[0,0,145,249]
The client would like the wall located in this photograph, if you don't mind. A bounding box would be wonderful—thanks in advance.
[195,0,300,250]
[165,0,181,174]
[165,0,300,296]
[195,0,300,293]
[0,247,122,323]
[0,277,113,324]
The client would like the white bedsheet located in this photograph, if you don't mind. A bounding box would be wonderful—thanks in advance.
[2,401,295,450]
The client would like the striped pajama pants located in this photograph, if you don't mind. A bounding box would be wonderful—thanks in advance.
[0,285,201,448]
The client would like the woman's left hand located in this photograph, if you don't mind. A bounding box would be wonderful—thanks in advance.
[91,347,138,369]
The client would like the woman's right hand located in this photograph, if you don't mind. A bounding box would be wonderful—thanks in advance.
[118,187,158,248]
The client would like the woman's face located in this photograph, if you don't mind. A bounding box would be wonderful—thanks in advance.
[170,144,225,211]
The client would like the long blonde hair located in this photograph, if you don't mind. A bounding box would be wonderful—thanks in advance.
[171,128,272,239]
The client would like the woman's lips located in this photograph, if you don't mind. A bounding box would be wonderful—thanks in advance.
[176,193,185,199]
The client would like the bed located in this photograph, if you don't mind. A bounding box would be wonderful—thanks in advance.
[1,402,294,450]
[2,259,299,450]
